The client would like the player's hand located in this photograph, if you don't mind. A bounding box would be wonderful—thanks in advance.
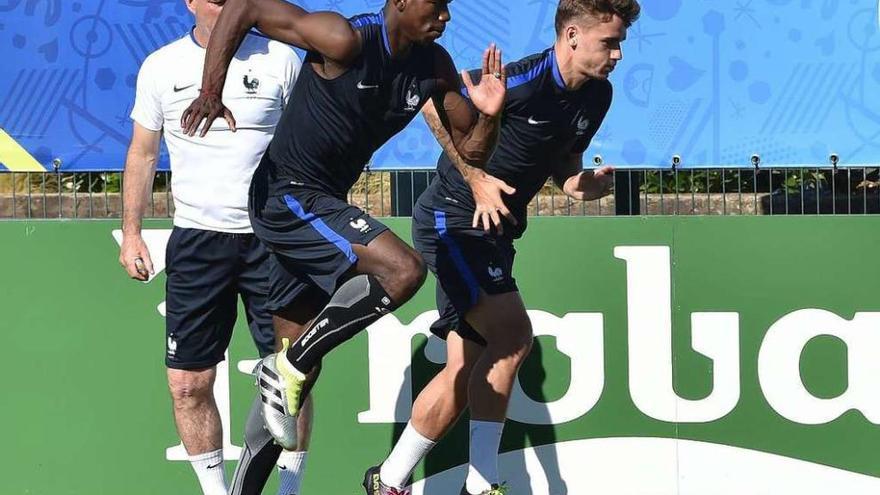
[119,234,154,281]
[467,169,517,235]
[463,43,507,119]
[576,165,615,200]
[180,91,237,137]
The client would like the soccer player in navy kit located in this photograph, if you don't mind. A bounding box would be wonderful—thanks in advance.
[180,0,509,491]
[370,1,641,494]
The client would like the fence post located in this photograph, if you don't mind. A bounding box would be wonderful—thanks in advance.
[390,170,432,217]
[615,170,641,215]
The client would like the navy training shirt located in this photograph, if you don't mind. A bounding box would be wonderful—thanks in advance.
[425,48,612,238]
[262,11,442,198]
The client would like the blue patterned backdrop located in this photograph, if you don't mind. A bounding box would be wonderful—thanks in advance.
[1,0,879,171]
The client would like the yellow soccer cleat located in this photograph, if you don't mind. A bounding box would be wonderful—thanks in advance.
[460,483,509,495]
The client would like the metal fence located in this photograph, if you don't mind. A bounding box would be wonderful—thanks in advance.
[1,165,878,219]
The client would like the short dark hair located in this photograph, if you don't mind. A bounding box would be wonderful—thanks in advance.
[555,0,641,33]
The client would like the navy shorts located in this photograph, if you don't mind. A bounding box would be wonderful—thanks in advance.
[411,205,518,345]
[249,186,388,311]
[164,227,276,370]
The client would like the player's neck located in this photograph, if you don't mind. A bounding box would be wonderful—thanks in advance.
[192,25,211,49]
[383,8,415,59]
[553,40,588,91]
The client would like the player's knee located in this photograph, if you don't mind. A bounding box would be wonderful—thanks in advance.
[390,251,427,297]
[506,333,533,368]
[444,353,477,390]
[489,320,533,364]
[445,355,473,377]
[512,332,534,365]
[450,366,474,397]
[167,370,214,406]
[169,382,212,407]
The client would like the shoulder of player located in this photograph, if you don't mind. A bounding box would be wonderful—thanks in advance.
[348,12,382,26]
[254,36,301,65]
[238,33,293,58]
[137,35,194,84]
[506,51,547,75]
[347,12,383,41]
[500,51,550,105]
[142,34,191,67]
[342,13,388,61]
[505,50,553,91]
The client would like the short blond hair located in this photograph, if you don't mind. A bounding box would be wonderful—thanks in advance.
[555,0,641,33]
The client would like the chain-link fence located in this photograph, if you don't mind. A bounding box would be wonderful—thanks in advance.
[1,166,878,219]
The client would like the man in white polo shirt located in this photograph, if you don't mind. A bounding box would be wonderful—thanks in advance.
[118,1,309,494]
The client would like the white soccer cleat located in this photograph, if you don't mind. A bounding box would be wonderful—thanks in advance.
[255,338,305,450]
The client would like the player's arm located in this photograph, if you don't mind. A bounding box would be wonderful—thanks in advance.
[432,44,505,167]
[429,44,516,233]
[181,0,359,136]
[119,123,161,281]
[422,99,515,234]
[555,83,615,201]
[552,153,615,201]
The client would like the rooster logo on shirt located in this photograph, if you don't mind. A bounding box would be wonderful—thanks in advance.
[405,87,420,112]
[243,74,260,94]
[576,115,590,136]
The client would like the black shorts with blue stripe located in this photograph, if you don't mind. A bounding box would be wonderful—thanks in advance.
[411,200,518,346]
[249,184,388,313]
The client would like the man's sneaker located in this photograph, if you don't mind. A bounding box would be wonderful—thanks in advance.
[460,483,509,495]
[256,337,305,450]
[362,465,410,495]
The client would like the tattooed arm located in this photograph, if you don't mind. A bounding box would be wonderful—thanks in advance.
[421,99,517,235]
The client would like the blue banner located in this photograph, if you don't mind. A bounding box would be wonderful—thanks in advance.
[1,0,878,171]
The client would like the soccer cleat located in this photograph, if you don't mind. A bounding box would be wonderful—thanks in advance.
[362,465,410,495]
[256,338,305,450]
[459,483,509,495]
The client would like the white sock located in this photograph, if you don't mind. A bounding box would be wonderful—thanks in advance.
[277,450,308,495]
[465,420,504,494]
[380,422,437,488]
[188,449,227,495]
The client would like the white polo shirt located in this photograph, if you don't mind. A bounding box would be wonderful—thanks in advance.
[131,30,301,233]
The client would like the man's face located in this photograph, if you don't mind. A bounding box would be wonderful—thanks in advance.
[569,14,627,80]
[399,0,452,44]
[186,0,225,32]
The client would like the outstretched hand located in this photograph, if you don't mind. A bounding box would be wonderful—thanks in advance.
[468,169,517,235]
[462,43,507,119]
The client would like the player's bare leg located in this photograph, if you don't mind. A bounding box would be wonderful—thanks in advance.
[412,332,484,439]
[371,332,484,492]
[460,291,532,495]
[374,293,530,495]
[168,367,227,495]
